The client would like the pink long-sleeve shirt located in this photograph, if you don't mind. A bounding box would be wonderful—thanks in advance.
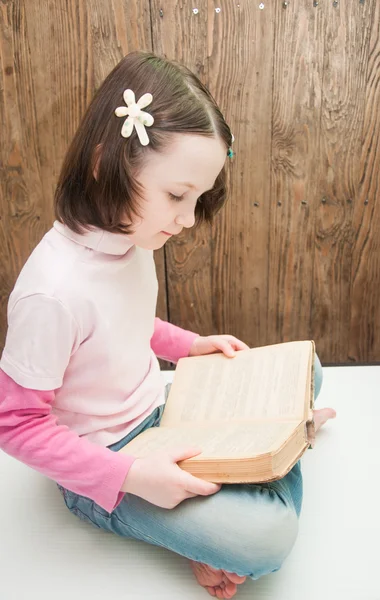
[0,222,198,512]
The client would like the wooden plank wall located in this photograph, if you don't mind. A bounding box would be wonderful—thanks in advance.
[0,0,169,331]
[152,0,380,364]
[0,1,379,365]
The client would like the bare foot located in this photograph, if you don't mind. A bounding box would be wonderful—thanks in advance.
[190,409,336,596]
[308,407,336,448]
[190,560,246,599]
[314,407,336,433]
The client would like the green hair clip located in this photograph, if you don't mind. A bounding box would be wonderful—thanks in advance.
[227,133,235,158]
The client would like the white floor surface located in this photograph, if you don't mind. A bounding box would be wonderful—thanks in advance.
[1,366,379,600]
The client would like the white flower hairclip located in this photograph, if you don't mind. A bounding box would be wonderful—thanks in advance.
[115,89,154,146]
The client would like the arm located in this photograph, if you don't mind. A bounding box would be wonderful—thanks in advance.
[0,369,134,512]
[0,293,136,512]
[150,317,199,363]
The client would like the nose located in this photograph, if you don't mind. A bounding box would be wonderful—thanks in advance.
[175,208,196,229]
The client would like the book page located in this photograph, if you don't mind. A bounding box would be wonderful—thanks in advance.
[121,420,302,460]
[161,341,313,426]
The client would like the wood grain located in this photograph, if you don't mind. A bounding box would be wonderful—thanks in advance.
[312,0,375,363]
[268,1,325,348]
[0,1,153,351]
[1,1,380,364]
[208,0,274,347]
[0,1,48,348]
[349,0,380,363]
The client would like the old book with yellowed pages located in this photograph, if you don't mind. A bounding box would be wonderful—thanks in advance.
[120,340,316,483]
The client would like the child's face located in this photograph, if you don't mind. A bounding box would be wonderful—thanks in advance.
[126,134,227,250]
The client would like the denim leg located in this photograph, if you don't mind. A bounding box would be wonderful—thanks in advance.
[59,355,323,580]
[62,474,299,579]
[314,352,323,400]
[270,352,323,518]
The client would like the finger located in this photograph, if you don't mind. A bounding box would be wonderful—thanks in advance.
[223,336,250,351]
[169,446,203,463]
[213,340,236,357]
[232,340,250,351]
[183,491,199,500]
[179,470,222,496]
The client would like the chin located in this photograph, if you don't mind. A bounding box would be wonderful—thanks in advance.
[135,239,167,251]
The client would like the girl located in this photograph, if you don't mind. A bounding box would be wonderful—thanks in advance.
[0,52,335,599]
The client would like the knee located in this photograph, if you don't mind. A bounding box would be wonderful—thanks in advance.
[248,501,299,572]
[314,353,323,400]
[226,496,299,577]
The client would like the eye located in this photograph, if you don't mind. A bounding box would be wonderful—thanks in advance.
[168,193,185,202]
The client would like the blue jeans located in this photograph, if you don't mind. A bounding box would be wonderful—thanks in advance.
[58,355,323,580]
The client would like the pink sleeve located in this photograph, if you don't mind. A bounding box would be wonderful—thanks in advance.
[151,318,199,363]
[0,369,134,513]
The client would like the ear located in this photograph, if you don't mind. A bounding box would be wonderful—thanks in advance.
[92,144,102,181]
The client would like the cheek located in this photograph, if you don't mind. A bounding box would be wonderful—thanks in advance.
[153,199,177,224]
[136,194,177,232]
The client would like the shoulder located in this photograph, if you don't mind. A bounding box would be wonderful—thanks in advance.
[13,226,85,298]
[1,292,81,390]
[8,226,94,334]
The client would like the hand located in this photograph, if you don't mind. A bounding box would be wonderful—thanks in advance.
[189,334,250,358]
[121,447,221,509]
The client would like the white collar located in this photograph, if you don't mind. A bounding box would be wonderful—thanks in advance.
[54,221,134,256]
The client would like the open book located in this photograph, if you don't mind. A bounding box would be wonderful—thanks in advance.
[120,340,316,483]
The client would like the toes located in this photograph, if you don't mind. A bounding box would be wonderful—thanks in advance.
[222,571,247,584]
[313,407,337,433]
[191,561,223,587]
[206,582,238,599]
[205,586,217,597]
[224,582,238,597]
[190,561,243,598]
[322,408,336,420]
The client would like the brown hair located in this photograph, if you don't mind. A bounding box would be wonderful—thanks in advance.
[54,51,233,234]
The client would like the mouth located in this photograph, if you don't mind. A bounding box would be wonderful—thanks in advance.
[161,230,183,236]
